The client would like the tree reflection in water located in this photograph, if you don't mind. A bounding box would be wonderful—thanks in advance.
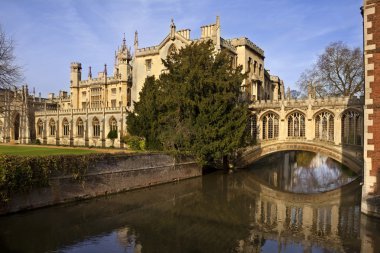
[248,151,358,193]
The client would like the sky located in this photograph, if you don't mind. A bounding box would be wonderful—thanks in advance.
[0,0,363,96]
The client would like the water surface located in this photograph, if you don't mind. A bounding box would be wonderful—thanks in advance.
[0,151,379,253]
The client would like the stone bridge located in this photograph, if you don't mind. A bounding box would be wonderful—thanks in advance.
[238,94,364,173]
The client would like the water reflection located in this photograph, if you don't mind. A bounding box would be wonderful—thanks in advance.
[249,151,357,193]
[0,151,378,253]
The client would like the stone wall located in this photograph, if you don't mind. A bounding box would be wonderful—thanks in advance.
[0,153,202,215]
[362,0,380,218]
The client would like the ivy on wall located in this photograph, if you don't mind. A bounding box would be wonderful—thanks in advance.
[0,154,111,203]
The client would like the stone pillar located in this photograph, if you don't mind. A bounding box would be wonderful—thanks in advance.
[362,0,380,218]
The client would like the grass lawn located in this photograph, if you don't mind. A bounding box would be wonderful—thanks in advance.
[0,145,98,156]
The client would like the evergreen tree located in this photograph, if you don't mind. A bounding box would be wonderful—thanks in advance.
[128,41,249,167]
[127,76,162,150]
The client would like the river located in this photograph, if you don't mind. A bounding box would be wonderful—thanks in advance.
[0,151,379,253]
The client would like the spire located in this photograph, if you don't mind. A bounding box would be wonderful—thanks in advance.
[170,18,176,40]
[88,66,92,79]
[134,30,138,50]
[122,32,127,50]
[104,64,107,77]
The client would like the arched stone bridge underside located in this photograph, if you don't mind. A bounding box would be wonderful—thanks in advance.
[237,140,363,174]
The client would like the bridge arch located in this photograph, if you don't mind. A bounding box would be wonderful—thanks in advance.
[237,141,362,173]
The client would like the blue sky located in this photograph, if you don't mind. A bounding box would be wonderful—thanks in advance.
[1,0,363,96]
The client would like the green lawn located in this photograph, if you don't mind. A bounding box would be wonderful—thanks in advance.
[0,145,98,156]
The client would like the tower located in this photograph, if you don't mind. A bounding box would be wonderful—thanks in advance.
[70,62,82,108]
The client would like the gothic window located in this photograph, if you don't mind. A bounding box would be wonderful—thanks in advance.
[110,117,118,132]
[168,44,177,56]
[145,59,152,71]
[62,118,70,137]
[342,110,362,145]
[315,111,334,142]
[77,118,84,137]
[49,119,56,136]
[262,113,279,140]
[111,99,117,108]
[93,117,100,137]
[37,119,44,137]
[287,112,305,138]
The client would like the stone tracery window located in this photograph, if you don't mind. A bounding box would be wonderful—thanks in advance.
[315,111,334,142]
[93,117,100,137]
[262,112,279,140]
[250,114,257,141]
[77,118,84,137]
[62,118,70,137]
[110,117,118,132]
[287,112,305,138]
[341,110,362,145]
[49,119,56,136]
[37,119,44,137]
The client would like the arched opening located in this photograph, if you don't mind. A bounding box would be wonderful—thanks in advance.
[262,112,279,140]
[315,111,334,142]
[77,118,84,137]
[37,119,43,137]
[341,110,362,145]
[127,88,131,107]
[62,118,69,137]
[287,112,305,138]
[109,117,117,132]
[49,119,56,136]
[93,117,100,137]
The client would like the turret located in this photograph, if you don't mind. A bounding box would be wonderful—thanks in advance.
[115,34,131,81]
[70,62,82,87]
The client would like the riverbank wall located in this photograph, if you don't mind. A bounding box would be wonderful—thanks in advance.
[0,153,202,215]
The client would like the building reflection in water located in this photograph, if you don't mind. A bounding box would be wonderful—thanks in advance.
[248,151,357,193]
[0,151,378,253]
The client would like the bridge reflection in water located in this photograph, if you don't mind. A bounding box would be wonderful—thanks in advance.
[0,151,379,253]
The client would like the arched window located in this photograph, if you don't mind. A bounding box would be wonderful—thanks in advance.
[262,113,279,140]
[109,117,117,132]
[37,119,44,137]
[77,118,84,137]
[168,43,177,56]
[62,118,70,136]
[49,119,56,136]
[315,111,334,142]
[93,117,100,137]
[342,110,362,145]
[287,112,305,138]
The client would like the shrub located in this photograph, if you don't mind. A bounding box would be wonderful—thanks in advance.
[122,135,144,150]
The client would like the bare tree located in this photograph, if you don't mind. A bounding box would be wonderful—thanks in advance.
[297,41,363,98]
[0,25,22,89]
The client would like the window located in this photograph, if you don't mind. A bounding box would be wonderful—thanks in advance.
[77,118,84,137]
[91,88,102,108]
[287,112,305,138]
[93,117,100,137]
[254,61,257,73]
[111,99,117,108]
[248,57,252,72]
[82,102,87,109]
[262,113,279,140]
[62,118,70,136]
[315,111,334,142]
[82,91,86,97]
[110,117,118,132]
[49,119,56,136]
[145,59,152,71]
[342,110,362,145]
[37,120,43,136]
[111,88,117,94]
[250,114,257,141]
